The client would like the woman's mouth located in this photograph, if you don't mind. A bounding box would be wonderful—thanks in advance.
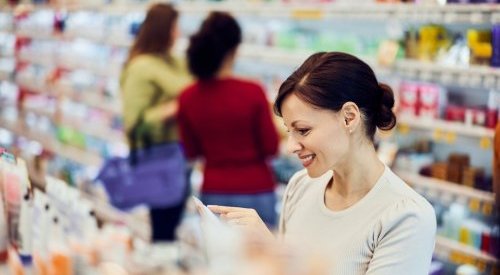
[299,154,316,167]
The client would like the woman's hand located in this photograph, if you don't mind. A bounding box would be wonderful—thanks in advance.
[208,205,275,240]
[144,100,178,124]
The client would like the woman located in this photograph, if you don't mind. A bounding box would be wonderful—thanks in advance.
[120,3,191,241]
[210,52,436,274]
[177,12,280,226]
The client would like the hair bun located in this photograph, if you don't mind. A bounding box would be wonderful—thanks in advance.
[376,83,396,131]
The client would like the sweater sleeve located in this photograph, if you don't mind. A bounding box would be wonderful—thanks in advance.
[253,86,279,158]
[278,169,310,236]
[151,56,191,100]
[120,62,157,133]
[366,198,436,275]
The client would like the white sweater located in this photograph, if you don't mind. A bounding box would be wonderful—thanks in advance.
[279,166,436,275]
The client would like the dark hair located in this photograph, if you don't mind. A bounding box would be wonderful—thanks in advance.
[126,3,178,63]
[187,12,241,80]
[274,52,396,141]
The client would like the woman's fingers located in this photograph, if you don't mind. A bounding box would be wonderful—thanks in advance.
[207,205,259,224]
[207,205,251,214]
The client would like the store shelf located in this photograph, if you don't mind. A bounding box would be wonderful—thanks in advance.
[396,170,495,203]
[15,29,500,88]
[435,235,498,264]
[0,117,103,167]
[4,2,499,23]
[398,115,495,139]
[58,115,124,143]
[18,104,124,144]
[98,2,500,24]
[16,79,122,116]
[57,85,122,115]
[394,59,500,89]
[28,172,149,241]
[14,30,132,48]
[17,55,119,79]
[179,2,500,23]
[237,45,500,88]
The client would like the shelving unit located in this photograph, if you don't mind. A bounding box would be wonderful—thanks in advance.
[435,236,498,265]
[10,2,499,23]
[13,30,500,89]
[0,117,103,166]
[398,115,495,140]
[396,170,495,203]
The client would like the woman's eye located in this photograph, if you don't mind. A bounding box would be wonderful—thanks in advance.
[296,129,310,136]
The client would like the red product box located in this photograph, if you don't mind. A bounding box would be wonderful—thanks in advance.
[418,84,441,119]
[486,109,498,128]
[472,108,487,126]
[398,82,419,116]
[445,105,466,122]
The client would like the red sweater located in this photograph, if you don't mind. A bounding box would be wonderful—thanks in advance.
[177,78,279,194]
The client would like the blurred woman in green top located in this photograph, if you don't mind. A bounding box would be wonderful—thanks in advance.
[120,3,191,241]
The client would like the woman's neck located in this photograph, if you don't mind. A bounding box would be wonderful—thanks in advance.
[215,50,236,79]
[216,64,233,79]
[329,142,385,199]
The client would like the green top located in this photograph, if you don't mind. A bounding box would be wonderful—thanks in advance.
[120,53,192,146]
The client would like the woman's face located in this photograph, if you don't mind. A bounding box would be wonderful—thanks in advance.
[167,19,179,50]
[281,93,350,178]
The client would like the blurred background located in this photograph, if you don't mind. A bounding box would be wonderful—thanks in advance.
[0,0,498,274]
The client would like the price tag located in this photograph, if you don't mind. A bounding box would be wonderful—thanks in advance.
[479,137,491,150]
[475,260,486,273]
[458,75,469,87]
[398,123,410,135]
[445,131,456,144]
[469,75,481,87]
[482,202,493,216]
[444,13,457,23]
[291,9,323,20]
[483,76,496,88]
[469,199,480,213]
[440,73,453,84]
[464,255,475,266]
[433,129,443,141]
[449,250,461,264]
[420,71,432,82]
[470,12,485,24]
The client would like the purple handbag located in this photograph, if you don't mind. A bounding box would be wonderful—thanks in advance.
[96,143,187,210]
[96,101,187,210]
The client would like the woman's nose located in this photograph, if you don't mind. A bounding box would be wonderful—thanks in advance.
[286,134,302,154]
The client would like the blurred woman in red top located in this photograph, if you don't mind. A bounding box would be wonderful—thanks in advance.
[177,12,280,226]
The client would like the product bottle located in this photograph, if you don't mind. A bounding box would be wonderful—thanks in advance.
[48,216,72,275]
[18,189,33,266]
[0,190,8,263]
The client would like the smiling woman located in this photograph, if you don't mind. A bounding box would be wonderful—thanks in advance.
[209,52,437,275]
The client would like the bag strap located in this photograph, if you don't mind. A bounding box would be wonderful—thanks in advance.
[127,108,152,166]
[128,83,164,165]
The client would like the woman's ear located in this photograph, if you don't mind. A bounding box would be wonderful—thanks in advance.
[341,102,360,133]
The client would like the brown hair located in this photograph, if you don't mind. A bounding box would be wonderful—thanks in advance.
[274,52,396,141]
[187,11,241,80]
[126,3,178,64]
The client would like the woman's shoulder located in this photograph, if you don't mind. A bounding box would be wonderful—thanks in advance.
[376,168,436,231]
[381,168,426,202]
[128,54,183,70]
[228,77,265,92]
